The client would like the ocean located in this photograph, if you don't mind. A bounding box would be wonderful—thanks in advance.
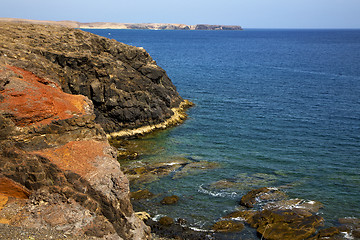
[84,28,360,236]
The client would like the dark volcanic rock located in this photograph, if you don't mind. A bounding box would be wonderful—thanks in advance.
[0,22,185,134]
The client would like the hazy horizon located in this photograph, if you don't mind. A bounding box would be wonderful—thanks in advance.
[1,0,360,29]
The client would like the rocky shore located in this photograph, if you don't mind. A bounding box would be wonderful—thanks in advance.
[1,21,359,240]
[114,140,360,240]
[0,21,194,239]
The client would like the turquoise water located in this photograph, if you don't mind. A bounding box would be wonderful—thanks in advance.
[85,29,360,229]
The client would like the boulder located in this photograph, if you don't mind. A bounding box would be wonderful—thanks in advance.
[211,220,244,232]
[249,209,324,240]
[130,189,155,200]
[240,187,286,208]
[158,216,174,226]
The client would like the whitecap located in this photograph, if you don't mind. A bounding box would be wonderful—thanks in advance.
[152,214,166,221]
[166,162,180,166]
[341,231,354,240]
[198,184,238,198]
[189,227,214,233]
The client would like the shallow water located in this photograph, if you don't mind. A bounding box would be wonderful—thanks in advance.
[85,29,360,232]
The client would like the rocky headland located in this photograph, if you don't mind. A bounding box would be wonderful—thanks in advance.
[0,21,193,239]
[0,18,243,31]
[1,21,359,240]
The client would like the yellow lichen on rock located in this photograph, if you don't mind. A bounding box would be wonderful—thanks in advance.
[107,99,194,139]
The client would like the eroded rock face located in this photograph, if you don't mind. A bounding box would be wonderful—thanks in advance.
[0,65,150,239]
[0,22,184,134]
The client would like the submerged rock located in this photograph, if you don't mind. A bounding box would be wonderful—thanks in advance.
[211,220,244,232]
[122,155,219,186]
[123,160,187,185]
[160,195,179,205]
[263,199,323,213]
[172,161,220,179]
[130,189,155,200]
[209,172,278,191]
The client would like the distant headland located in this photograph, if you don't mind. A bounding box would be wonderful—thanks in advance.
[0,17,242,30]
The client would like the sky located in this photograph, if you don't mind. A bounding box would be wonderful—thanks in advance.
[1,0,360,29]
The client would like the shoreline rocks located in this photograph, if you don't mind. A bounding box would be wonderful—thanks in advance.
[216,187,360,240]
[0,21,196,238]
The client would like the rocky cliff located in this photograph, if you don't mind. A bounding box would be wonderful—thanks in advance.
[0,22,191,136]
[0,22,190,239]
[0,18,243,31]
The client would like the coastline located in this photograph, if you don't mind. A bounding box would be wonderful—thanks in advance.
[0,18,242,30]
[107,99,194,139]
[2,20,359,240]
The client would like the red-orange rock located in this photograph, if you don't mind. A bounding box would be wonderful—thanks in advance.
[0,176,31,200]
[0,66,88,127]
[0,63,150,239]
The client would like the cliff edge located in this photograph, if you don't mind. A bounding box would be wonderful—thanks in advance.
[0,22,191,239]
[0,22,190,137]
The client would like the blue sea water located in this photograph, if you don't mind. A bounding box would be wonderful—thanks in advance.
[85,29,360,231]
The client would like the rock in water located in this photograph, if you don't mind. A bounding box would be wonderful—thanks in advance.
[0,53,150,238]
[212,220,245,232]
[0,22,188,136]
[160,195,179,205]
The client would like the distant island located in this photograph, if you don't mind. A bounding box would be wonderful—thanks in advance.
[0,18,242,30]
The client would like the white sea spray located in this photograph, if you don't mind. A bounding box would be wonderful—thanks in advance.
[198,184,238,198]
[341,231,354,240]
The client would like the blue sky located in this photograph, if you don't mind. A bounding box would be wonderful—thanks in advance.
[1,0,360,28]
